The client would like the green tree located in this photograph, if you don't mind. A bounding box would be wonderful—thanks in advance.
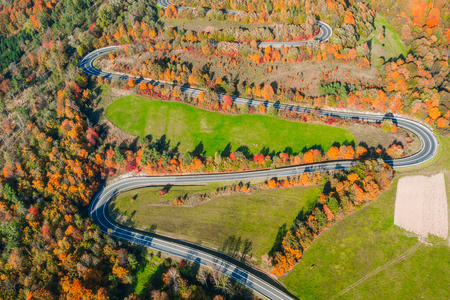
[327,197,339,213]
[3,184,19,205]
[267,105,278,117]
[240,104,250,114]
[314,209,327,228]
[182,152,193,165]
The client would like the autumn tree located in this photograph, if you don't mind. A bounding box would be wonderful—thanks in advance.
[258,103,266,114]
[262,83,275,100]
[223,94,233,108]
[326,146,339,160]
[426,7,440,28]
[139,81,147,90]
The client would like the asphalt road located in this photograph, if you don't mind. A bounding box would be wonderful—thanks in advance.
[83,3,439,299]
[157,0,333,45]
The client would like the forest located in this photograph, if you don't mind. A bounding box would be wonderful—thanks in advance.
[0,0,448,299]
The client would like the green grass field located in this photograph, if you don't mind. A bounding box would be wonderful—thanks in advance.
[111,183,323,260]
[106,95,354,156]
[282,177,449,299]
[134,256,162,295]
[370,16,407,64]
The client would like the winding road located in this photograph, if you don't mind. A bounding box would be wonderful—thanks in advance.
[84,2,438,299]
[158,0,333,45]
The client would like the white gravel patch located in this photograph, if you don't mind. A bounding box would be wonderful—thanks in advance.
[394,173,448,239]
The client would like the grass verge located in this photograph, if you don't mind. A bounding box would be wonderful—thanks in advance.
[106,95,355,156]
[282,134,450,299]
[397,134,450,175]
[110,183,323,260]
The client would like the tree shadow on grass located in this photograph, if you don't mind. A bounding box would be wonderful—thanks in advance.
[236,145,251,158]
[301,144,323,154]
[192,141,205,157]
[162,184,172,193]
[220,235,253,262]
[221,142,232,158]
[268,223,288,256]
[294,207,312,224]
[85,107,104,125]
[260,146,275,157]
[331,140,355,148]
[153,134,170,152]
[283,146,294,156]
[144,134,181,154]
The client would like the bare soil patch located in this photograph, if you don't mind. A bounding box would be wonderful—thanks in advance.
[394,173,448,239]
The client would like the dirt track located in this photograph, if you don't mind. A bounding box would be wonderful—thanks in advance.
[394,173,448,239]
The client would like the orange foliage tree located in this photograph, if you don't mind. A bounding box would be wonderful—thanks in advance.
[139,81,147,90]
[426,7,440,28]
[326,146,340,160]
[263,83,275,100]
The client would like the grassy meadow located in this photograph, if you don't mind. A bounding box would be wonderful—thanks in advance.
[106,95,355,156]
[111,183,323,260]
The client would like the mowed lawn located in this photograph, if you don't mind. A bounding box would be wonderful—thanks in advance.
[106,95,354,156]
[282,178,450,299]
[111,184,323,259]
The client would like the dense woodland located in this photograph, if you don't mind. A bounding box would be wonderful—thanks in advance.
[0,0,448,299]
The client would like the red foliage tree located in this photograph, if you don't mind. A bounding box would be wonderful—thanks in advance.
[86,128,99,146]
[230,152,236,160]
[28,206,39,218]
[279,152,289,163]
[253,153,265,164]
[223,94,233,108]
